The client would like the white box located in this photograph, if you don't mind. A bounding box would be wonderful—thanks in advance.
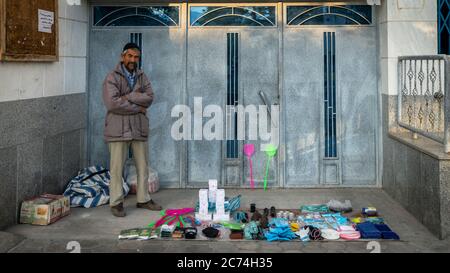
[213,213,230,222]
[198,189,209,215]
[215,189,225,215]
[195,212,212,221]
[208,191,216,204]
[208,180,218,203]
[208,179,218,190]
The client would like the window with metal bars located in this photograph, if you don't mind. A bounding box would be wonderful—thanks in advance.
[287,5,372,26]
[130,33,143,69]
[93,6,179,27]
[439,0,450,54]
[324,32,337,158]
[226,33,239,159]
[190,6,276,26]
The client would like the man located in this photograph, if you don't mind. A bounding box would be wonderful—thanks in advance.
[103,43,162,217]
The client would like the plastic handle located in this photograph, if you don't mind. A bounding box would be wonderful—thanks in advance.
[249,157,254,189]
[264,157,271,191]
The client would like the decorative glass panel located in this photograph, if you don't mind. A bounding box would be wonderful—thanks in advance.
[94,6,179,27]
[190,6,276,26]
[287,5,372,26]
[130,33,142,69]
[438,0,450,54]
[227,33,239,159]
[324,32,337,158]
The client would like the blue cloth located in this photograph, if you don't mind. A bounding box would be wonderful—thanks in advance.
[244,221,259,240]
[122,64,136,90]
[63,165,130,208]
[375,224,400,240]
[356,222,382,239]
[264,218,297,242]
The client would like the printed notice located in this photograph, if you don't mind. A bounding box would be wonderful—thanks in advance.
[38,9,54,33]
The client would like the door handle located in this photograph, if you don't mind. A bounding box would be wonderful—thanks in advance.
[259,91,278,128]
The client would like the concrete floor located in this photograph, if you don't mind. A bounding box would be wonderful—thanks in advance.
[2,188,450,253]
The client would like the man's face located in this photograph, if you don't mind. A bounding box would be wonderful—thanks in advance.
[121,48,140,72]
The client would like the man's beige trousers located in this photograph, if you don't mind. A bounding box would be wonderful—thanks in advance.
[108,141,150,207]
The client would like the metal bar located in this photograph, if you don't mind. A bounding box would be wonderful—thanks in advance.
[397,59,403,129]
[228,32,231,155]
[328,32,333,157]
[323,32,327,157]
[398,122,445,143]
[139,33,143,69]
[445,55,450,152]
[227,33,230,157]
[233,33,236,157]
[234,33,239,157]
[226,33,239,159]
[324,32,329,157]
[399,55,446,61]
[332,32,336,157]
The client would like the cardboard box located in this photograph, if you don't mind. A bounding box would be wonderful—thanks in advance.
[20,194,70,226]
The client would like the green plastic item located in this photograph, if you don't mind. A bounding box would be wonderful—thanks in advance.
[263,144,278,191]
[148,214,176,228]
[221,222,245,231]
[300,204,329,213]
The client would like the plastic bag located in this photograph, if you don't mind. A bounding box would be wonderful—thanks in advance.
[124,158,160,194]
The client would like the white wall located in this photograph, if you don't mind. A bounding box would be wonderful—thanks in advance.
[379,0,438,96]
[0,0,89,102]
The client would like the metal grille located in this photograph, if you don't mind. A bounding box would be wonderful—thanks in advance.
[226,33,239,159]
[398,57,448,143]
[130,33,143,69]
[287,5,372,26]
[439,0,450,54]
[93,6,179,27]
[190,6,276,26]
[324,32,337,158]
[128,32,143,159]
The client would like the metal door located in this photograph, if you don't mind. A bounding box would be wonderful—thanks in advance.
[88,4,184,188]
[282,3,378,187]
[186,4,280,188]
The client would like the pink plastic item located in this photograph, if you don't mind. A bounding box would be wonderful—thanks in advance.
[243,144,256,189]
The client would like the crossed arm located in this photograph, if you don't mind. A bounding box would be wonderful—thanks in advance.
[102,74,154,115]
[124,74,154,108]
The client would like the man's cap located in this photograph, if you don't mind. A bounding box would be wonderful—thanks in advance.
[123,42,141,53]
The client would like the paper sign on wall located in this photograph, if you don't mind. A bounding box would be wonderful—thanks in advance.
[38,9,54,33]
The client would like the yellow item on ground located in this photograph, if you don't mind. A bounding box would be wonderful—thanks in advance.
[290,222,300,232]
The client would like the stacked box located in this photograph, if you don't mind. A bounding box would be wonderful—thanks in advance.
[208,179,218,204]
[195,189,212,221]
[213,189,229,221]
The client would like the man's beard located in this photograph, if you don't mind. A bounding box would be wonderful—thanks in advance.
[126,63,137,72]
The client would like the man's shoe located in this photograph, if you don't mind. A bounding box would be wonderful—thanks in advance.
[111,203,126,217]
[136,200,162,211]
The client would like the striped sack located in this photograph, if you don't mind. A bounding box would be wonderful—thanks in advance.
[63,165,130,208]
